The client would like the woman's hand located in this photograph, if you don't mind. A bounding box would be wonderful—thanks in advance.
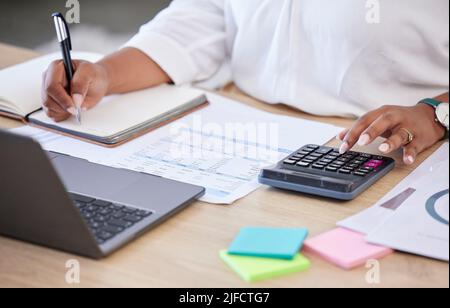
[41,60,110,122]
[41,48,172,122]
[338,104,446,165]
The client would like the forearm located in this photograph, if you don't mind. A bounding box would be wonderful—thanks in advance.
[97,47,171,95]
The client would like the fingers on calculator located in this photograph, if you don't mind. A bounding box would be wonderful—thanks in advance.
[282,145,388,177]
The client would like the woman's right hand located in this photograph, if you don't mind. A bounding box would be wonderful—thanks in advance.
[41,60,110,122]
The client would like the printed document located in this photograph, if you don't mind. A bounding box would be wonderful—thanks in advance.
[12,92,342,204]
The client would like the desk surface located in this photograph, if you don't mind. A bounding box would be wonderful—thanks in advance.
[0,43,448,288]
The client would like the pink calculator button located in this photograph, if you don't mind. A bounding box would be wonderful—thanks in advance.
[364,160,383,168]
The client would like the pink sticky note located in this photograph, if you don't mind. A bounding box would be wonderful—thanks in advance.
[303,228,393,270]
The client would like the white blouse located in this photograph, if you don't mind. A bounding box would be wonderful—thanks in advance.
[125,0,449,117]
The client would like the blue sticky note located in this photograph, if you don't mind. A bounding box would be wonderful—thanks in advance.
[228,227,309,260]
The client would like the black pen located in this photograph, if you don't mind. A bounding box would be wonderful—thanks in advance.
[52,12,81,124]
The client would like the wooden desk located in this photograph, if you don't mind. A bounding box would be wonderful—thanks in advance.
[0,43,448,288]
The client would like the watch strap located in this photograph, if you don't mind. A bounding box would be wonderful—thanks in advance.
[419,98,442,109]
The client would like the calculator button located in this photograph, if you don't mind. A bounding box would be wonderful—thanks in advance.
[315,148,332,155]
[305,156,319,161]
[357,168,372,173]
[338,168,352,174]
[298,150,311,156]
[283,159,297,165]
[356,156,369,161]
[360,153,372,159]
[333,161,345,166]
[310,153,324,158]
[319,159,334,164]
[323,155,337,160]
[305,145,320,150]
[365,162,380,167]
[353,171,367,177]
[329,164,342,169]
[302,159,315,164]
[360,167,374,172]
[291,155,304,160]
[300,149,313,154]
[312,164,326,169]
[325,166,338,172]
[296,162,311,167]
[364,160,383,168]
[337,158,350,163]
[348,163,359,169]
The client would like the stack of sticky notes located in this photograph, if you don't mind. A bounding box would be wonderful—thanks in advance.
[220,227,311,282]
[303,228,393,270]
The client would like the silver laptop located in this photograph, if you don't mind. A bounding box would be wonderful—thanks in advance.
[0,130,205,259]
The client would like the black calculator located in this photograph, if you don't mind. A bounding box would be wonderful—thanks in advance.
[259,144,395,200]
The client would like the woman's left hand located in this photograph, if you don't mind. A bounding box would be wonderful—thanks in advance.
[338,104,446,165]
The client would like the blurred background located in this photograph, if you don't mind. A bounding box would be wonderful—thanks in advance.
[0,0,229,88]
[0,0,171,54]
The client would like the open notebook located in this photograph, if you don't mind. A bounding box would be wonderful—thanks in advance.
[0,52,207,146]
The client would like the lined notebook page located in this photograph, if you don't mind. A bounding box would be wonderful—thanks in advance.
[29,85,206,138]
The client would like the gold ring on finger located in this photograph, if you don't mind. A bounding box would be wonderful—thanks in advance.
[399,128,415,145]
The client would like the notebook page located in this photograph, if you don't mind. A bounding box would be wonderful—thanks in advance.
[29,84,206,138]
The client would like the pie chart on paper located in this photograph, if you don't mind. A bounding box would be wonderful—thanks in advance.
[426,189,449,226]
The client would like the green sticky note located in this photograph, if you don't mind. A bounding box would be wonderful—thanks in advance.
[228,227,309,260]
[220,250,311,283]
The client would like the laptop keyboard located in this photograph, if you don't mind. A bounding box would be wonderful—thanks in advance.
[70,193,153,244]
